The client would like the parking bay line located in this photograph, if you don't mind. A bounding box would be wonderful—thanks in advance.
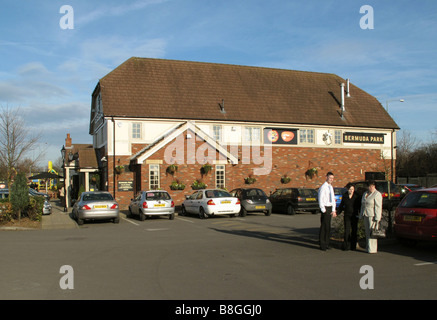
[414,261,437,266]
[121,217,140,226]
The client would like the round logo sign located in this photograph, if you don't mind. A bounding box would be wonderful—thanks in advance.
[281,131,295,142]
[267,130,279,143]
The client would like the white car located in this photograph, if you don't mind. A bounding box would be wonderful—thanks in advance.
[181,189,240,219]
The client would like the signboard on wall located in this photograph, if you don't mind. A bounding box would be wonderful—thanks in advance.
[263,128,298,145]
[343,132,385,144]
[118,180,133,192]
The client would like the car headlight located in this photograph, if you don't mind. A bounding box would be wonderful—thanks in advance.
[245,199,253,204]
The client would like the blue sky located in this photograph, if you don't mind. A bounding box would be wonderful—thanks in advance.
[0,0,436,168]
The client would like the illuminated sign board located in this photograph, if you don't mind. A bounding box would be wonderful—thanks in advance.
[343,132,385,144]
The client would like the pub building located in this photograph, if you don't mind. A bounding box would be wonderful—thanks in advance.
[86,57,399,209]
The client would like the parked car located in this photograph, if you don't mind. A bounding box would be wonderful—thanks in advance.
[333,187,347,208]
[397,184,424,198]
[128,190,175,220]
[394,187,437,243]
[72,191,119,225]
[350,180,401,211]
[29,188,50,200]
[229,188,272,216]
[0,189,9,199]
[0,188,51,214]
[181,189,240,219]
[269,188,320,215]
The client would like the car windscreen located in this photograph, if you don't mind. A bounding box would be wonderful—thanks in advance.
[83,193,114,201]
[245,189,266,197]
[205,190,231,198]
[399,192,437,209]
[146,192,171,200]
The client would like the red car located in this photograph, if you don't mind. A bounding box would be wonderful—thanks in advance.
[394,187,437,243]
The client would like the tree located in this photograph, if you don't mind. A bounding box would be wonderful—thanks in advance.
[0,106,43,187]
[10,173,29,222]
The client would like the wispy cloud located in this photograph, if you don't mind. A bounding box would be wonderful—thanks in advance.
[77,0,168,26]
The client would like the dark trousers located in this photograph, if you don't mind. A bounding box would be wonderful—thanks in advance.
[343,214,358,250]
[319,206,332,250]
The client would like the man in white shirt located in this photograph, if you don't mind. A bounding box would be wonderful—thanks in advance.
[318,172,337,251]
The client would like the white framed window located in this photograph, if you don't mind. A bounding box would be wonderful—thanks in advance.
[149,164,160,190]
[334,130,342,145]
[212,125,222,142]
[132,122,141,139]
[215,165,225,189]
[299,129,315,144]
[243,127,261,143]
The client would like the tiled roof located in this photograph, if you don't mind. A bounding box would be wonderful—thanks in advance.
[97,57,399,130]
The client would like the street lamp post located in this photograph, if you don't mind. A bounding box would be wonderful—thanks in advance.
[386,99,404,183]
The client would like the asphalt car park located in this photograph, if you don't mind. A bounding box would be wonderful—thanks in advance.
[2,207,437,301]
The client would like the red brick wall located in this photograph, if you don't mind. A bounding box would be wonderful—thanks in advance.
[107,142,389,209]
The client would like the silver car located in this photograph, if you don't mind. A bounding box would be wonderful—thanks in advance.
[42,199,52,215]
[72,191,120,225]
[128,190,175,220]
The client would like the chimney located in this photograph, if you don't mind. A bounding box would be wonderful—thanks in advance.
[340,83,345,117]
[346,78,351,97]
[65,133,72,148]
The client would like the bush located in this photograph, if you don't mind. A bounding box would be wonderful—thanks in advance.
[0,200,13,223]
[25,196,44,221]
[332,215,366,240]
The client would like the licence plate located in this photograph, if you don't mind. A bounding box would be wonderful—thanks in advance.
[221,200,231,204]
[154,204,165,207]
[255,205,265,209]
[404,215,422,222]
[306,198,316,201]
[94,205,107,209]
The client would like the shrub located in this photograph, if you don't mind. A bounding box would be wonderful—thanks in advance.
[0,200,13,223]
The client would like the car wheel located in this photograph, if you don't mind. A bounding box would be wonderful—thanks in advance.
[113,218,120,224]
[127,207,132,218]
[180,205,186,216]
[77,217,84,225]
[139,210,145,221]
[286,204,295,215]
[240,207,247,217]
[199,207,207,219]
[169,212,175,220]
[265,209,272,216]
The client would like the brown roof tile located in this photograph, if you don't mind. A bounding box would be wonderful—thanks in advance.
[97,57,399,130]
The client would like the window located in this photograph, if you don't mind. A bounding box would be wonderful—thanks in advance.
[244,127,261,143]
[299,129,314,144]
[149,164,160,190]
[132,123,141,139]
[213,125,222,142]
[334,130,342,145]
[215,165,225,189]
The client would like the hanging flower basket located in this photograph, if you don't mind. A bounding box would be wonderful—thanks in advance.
[244,175,257,184]
[191,179,207,190]
[280,175,291,184]
[200,163,212,176]
[115,165,125,174]
[170,180,185,190]
[166,164,178,176]
[305,167,318,180]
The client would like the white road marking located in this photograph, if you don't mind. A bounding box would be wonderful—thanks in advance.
[176,217,194,223]
[414,261,437,266]
[122,217,140,226]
